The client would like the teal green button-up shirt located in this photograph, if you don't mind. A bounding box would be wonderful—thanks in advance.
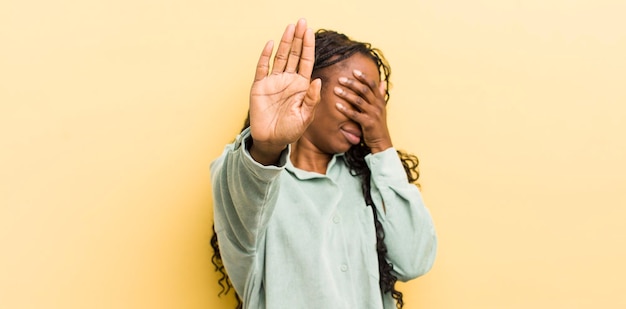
[211,128,437,309]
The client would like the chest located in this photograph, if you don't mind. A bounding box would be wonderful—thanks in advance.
[266,170,378,262]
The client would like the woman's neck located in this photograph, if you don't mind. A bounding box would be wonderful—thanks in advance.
[290,138,332,174]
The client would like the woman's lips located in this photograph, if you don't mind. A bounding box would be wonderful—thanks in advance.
[340,128,362,145]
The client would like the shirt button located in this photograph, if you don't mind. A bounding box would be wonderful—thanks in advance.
[332,215,341,224]
[340,264,348,272]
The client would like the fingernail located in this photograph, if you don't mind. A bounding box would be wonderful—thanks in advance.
[338,77,348,83]
[353,69,362,76]
[336,102,345,110]
[334,86,343,94]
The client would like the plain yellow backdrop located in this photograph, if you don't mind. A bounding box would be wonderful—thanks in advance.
[2,0,625,308]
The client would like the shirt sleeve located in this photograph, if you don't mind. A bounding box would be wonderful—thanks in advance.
[365,147,438,281]
[210,127,288,295]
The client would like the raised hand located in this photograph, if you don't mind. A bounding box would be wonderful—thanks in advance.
[334,69,393,154]
[249,19,321,165]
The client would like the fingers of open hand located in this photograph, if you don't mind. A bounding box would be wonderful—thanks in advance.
[254,40,275,82]
[272,19,313,76]
[271,23,296,74]
[298,27,315,78]
[285,19,307,73]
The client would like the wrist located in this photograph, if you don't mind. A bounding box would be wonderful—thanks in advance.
[247,138,288,166]
[370,144,393,154]
[367,138,393,154]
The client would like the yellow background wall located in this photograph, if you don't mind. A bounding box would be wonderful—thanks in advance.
[2,0,625,308]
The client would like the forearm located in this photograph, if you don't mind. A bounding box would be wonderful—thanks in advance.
[211,128,288,251]
[366,148,438,280]
[379,194,437,281]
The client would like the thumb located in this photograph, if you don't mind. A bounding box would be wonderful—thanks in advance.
[302,78,322,112]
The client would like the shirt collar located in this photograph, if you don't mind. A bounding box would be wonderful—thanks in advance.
[285,152,345,180]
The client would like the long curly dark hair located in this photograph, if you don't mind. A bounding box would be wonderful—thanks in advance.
[210,29,420,309]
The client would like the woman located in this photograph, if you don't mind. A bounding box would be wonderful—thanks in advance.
[210,19,437,309]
